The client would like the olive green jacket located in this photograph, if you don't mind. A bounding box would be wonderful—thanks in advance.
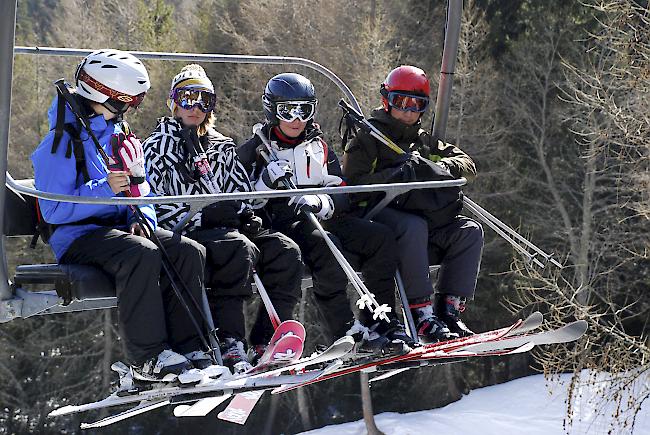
[342,108,476,185]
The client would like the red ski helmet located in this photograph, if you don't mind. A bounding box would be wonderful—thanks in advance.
[380,65,431,112]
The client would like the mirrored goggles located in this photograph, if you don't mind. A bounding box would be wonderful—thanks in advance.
[275,101,317,123]
[386,91,430,113]
[172,88,216,113]
[105,96,145,115]
[77,69,146,109]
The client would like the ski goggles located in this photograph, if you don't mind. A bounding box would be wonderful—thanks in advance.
[275,101,317,123]
[386,91,430,113]
[171,88,216,113]
[77,70,146,109]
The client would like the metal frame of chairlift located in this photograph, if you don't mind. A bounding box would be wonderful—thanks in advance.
[0,1,558,336]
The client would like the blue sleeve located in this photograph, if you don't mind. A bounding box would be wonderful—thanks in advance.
[31,131,116,225]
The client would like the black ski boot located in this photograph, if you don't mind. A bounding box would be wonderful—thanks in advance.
[410,298,458,344]
[220,336,252,374]
[435,293,475,337]
[345,320,396,357]
[371,318,417,350]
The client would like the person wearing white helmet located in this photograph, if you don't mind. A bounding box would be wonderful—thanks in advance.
[143,64,303,373]
[31,49,214,382]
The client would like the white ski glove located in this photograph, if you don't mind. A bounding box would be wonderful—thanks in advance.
[322,174,343,187]
[261,159,294,188]
[117,135,150,197]
[288,194,334,220]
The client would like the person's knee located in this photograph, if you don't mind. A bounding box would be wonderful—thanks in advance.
[179,236,207,265]
[135,238,162,266]
[394,213,428,242]
[463,219,484,246]
[229,233,259,266]
[276,237,302,266]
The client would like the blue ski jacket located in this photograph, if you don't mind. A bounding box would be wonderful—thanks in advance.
[31,95,157,261]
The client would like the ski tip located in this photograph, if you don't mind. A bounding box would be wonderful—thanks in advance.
[572,319,588,335]
[511,341,535,353]
[173,405,191,417]
[48,405,76,418]
[335,335,356,347]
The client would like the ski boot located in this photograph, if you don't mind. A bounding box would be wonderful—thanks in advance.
[371,317,418,350]
[345,320,404,358]
[221,337,253,374]
[410,298,458,344]
[129,349,193,383]
[435,293,475,337]
[184,349,215,369]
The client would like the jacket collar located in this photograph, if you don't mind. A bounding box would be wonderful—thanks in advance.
[369,107,422,143]
[270,122,323,148]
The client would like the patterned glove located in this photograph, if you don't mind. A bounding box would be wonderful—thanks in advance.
[110,133,150,197]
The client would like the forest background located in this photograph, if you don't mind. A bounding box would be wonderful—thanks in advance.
[1,0,648,434]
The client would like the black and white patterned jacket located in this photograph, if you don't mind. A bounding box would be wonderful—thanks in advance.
[143,117,254,234]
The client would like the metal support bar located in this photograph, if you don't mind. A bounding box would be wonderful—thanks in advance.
[396,271,417,340]
[14,46,363,115]
[432,0,462,142]
[6,172,464,207]
[0,0,18,300]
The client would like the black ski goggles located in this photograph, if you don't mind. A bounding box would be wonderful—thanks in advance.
[275,101,317,123]
[171,88,216,113]
[386,91,430,113]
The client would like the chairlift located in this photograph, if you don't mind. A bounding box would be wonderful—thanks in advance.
[0,0,558,337]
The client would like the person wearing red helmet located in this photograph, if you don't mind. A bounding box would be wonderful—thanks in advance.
[343,65,484,341]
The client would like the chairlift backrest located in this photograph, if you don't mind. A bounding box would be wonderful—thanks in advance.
[4,179,38,237]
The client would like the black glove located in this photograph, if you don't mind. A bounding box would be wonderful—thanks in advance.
[201,200,241,229]
[239,209,263,236]
[387,156,418,182]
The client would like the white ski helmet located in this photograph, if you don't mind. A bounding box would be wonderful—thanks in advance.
[74,49,150,112]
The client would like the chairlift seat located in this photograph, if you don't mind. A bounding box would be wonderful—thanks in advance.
[5,180,116,303]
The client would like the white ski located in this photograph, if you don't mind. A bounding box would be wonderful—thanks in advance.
[79,400,169,429]
[173,394,232,417]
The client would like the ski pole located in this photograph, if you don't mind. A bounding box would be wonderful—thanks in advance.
[252,123,391,322]
[182,129,284,330]
[338,98,561,269]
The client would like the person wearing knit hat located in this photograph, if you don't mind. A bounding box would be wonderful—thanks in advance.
[143,64,303,374]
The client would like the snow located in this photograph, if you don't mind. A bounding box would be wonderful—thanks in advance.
[298,371,650,435]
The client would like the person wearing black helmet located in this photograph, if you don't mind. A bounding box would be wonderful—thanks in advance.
[342,65,484,341]
[238,73,414,355]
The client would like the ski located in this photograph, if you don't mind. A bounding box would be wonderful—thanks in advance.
[268,319,306,343]
[446,319,587,355]
[48,369,323,419]
[271,359,344,394]
[250,335,355,378]
[270,313,574,394]
[79,400,169,429]
[217,391,265,424]
[369,342,535,383]
[173,394,231,418]
[245,334,304,375]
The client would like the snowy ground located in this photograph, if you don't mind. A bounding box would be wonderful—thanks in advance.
[298,371,650,435]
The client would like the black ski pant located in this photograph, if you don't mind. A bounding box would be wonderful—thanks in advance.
[276,215,399,340]
[374,207,484,301]
[61,227,207,365]
[189,228,302,346]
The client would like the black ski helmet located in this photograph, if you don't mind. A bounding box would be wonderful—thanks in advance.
[262,73,317,126]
